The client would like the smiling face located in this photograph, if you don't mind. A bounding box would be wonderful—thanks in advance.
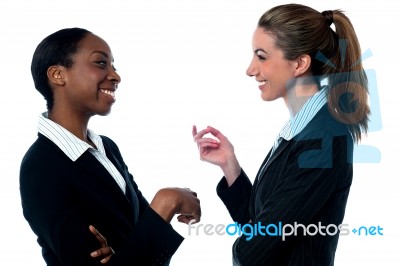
[52,33,121,118]
[246,27,298,102]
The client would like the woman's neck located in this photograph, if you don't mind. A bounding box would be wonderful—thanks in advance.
[48,109,91,143]
[284,78,319,117]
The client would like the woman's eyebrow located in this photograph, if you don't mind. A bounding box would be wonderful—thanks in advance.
[254,48,267,54]
[91,50,110,58]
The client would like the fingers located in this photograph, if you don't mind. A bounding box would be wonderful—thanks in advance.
[193,125,225,143]
[196,141,219,159]
[177,214,200,224]
[89,225,107,247]
[175,187,201,224]
[177,214,192,224]
[192,125,197,138]
[101,255,112,264]
[183,187,197,197]
[101,255,113,264]
[193,129,220,151]
[89,225,114,264]
[193,125,216,141]
[196,137,219,145]
[195,139,220,156]
[206,126,227,141]
[192,126,209,141]
[192,125,221,152]
[90,231,114,263]
[89,226,104,245]
[91,247,115,258]
[91,248,115,264]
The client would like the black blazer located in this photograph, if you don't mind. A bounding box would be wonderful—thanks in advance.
[217,105,354,266]
[20,134,183,266]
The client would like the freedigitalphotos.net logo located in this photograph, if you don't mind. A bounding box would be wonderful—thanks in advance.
[187,221,383,241]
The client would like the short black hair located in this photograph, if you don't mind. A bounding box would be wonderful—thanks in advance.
[31,27,91,110]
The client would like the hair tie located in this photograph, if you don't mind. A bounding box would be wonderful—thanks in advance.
[322,10,334,26]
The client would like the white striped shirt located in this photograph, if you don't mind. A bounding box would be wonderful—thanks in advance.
[271,86,328,155]
[38,112,126,194]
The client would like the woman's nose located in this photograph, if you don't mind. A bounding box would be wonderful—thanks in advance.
[109,69,121,84]
[246,59,257,77]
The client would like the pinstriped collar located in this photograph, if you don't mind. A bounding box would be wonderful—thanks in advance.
[38,112,105,162]
[279,86,328,141]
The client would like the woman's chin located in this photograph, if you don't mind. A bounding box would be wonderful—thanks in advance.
[260,94,277,102]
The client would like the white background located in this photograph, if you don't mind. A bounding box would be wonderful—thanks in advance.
[0,0,398,265]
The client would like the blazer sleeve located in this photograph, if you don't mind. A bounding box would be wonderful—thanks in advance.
[218,133,352,266]
[216,168,253,224]
[20,136,183,266]
[101,136,184,265]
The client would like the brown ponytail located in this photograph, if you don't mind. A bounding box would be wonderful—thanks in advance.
[326,10,370,142]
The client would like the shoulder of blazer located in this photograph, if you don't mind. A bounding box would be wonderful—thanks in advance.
[19,134,76,191]
[295,104,352,141]
[21,133,69,167]
[293,104,354,168]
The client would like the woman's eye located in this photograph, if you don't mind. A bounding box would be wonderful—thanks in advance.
[94,60,107,68]
[255,50,267,61]
[257,55,266,61]
[96,61,107,67]
[95,60,117,71]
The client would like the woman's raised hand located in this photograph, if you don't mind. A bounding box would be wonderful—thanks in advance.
[192,125,241,186]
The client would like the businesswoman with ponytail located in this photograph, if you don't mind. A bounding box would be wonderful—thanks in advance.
[193,4,370,265]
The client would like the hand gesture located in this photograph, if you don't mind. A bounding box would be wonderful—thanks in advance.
[192,125,241,185]
[89,225,114,264]
[150,187,201,224]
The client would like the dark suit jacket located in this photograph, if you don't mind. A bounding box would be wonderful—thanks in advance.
[217,105,354,266]
[20,134,183,266]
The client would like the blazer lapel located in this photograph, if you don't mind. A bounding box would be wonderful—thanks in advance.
[74,152,128,200]
[257,139,290,182]
[102,143,140,224]
[74,152,137,224]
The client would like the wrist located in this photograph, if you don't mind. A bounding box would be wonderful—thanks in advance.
[221,155,241,186]
[150,188,179,223]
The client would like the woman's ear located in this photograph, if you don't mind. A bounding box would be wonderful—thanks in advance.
[294,54,312,77]
[47,66,66,86]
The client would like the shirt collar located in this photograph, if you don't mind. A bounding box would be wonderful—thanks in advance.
[279,86,328,141]
[38,112,104,161]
